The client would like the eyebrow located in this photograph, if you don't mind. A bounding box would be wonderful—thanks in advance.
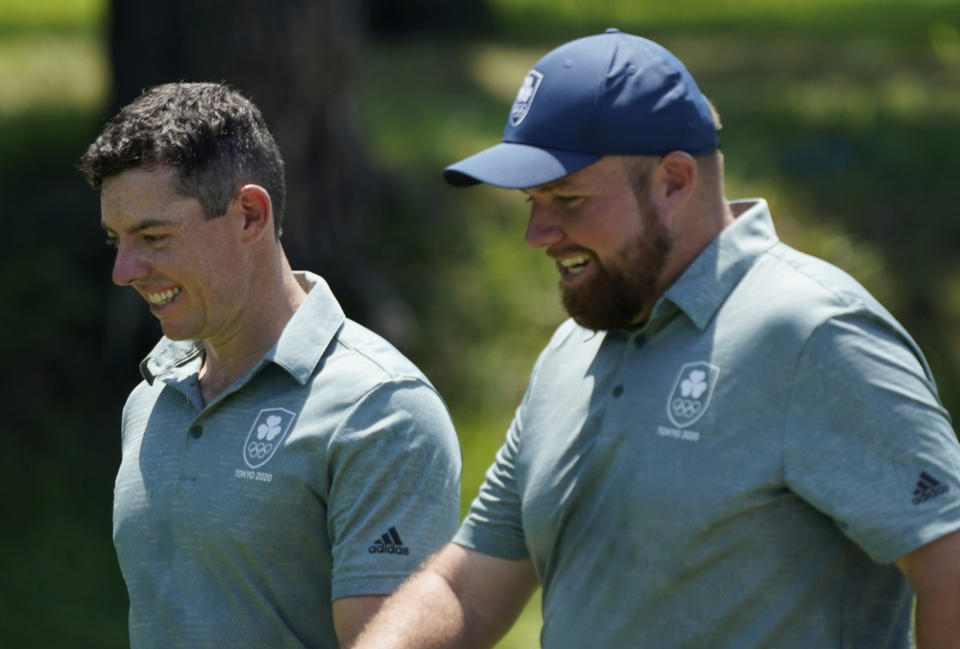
[523,179,573,195]
[101,218,171,235]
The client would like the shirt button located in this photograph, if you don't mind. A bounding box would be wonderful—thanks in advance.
[189,425,203,439]
[612,385,624,398]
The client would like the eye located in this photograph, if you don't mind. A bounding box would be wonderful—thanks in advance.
[555,195,584,207]
[104,236,118,249]
[142,233,168,244]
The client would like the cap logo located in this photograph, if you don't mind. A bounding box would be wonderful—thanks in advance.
[510,69,543,126]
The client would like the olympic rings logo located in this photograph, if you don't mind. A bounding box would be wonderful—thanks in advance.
[671,398,702,419]
[247,441,274,459]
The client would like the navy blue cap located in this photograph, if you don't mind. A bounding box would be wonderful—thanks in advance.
[444,29,719,189]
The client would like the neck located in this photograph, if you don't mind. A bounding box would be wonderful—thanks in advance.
[654,195,735,303]
[199,249,306,404]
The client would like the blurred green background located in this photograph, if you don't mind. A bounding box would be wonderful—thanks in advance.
[1,0,959,646]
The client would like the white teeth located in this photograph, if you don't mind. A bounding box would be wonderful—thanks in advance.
[146,287,181,305]
[559,255,590,274]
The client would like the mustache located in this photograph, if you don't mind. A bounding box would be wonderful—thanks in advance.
[546,246,594,260]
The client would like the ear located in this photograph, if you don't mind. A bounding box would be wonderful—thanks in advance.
[649,152,698,220]
[235,184,273,244]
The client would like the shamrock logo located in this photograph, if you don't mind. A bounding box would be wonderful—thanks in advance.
[257,415,283,441]
[666,362,720,429]
[243,408,297,469]
[681,370,709,399]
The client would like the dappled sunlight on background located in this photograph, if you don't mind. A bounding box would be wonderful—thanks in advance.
[3,0,959,646]
[0,34,107,114]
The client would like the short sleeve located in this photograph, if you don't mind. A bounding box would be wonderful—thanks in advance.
[326,378,461,600]
[454,406,530,559]
[784,310,960,564]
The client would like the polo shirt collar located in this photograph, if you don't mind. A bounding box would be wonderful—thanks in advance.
[140,270,344,386]
[656,199,779,331]
[140,339,202,385]
[265,271,344,384]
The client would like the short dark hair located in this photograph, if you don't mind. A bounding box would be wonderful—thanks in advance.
[79,82,287,236]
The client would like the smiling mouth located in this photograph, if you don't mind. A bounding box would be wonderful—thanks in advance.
[144,287,181,306]
[557,254,591,277]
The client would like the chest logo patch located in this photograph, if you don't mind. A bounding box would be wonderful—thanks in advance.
[666,362,720,428]
[243,407,296,469]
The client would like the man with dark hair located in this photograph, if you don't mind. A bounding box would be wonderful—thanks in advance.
[352,30,960,649]
[79,82,461,649]
[81,82,288,235]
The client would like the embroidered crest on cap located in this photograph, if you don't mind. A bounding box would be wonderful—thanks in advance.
[510,70,543,126]
[243,407,296,469]
[666,362,720,428]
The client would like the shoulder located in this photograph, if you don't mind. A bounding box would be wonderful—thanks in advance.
[307,319,455,435]
[327,318,438,391]
[735,242,909,342]
[122,378,163,417]
[118,378,166,444]
[520,318,607,401]
[540,318,604,362]
[749,247,941,406]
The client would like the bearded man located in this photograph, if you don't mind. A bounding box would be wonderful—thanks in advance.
[350,29,960,649]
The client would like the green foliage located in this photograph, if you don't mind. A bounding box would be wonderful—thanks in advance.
[1,450,127,647]
[4,0,959,647]
[0,33,107,115]
[0,0,105,32]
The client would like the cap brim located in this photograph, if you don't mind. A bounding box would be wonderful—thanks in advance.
[443,142,601,189]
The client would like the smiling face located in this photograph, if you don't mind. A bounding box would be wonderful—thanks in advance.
[101,166,250,344]
[523,156,673,330]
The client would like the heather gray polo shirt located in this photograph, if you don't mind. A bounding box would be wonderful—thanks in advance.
[456,200,960,648]
[113,271,461,649]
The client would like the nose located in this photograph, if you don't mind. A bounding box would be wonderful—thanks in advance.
[524,201,564,249]
[111,240,150,286]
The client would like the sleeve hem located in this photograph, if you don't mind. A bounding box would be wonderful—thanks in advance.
[870,508,960,565]
[331,574,410,600]
[454,520,530,560]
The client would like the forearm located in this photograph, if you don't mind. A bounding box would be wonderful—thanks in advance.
[914,590,960,649]
[897,530,960,649]
[349,569,478,649]
[349,544,538,649]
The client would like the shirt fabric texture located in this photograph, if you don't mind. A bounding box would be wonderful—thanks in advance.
[455,199,960,648]
[113,271,462,649]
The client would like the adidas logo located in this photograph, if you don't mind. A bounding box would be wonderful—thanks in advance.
[368,526,410,555]
[912,471,949,505]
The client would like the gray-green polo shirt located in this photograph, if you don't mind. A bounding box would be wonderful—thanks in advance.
[456,199,960,648]
[113,271,461,649]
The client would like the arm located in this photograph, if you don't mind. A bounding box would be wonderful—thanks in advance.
[896,529,960,649]
[334,595,388,648]
[326,378,462,643]
[349,542,539,649]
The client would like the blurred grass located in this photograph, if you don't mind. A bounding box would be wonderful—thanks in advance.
[3,0,959,647]
[0,0,108,185]
[0,34,107,113]
[0,0,103,32]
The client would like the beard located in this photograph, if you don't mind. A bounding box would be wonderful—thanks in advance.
[560,202,672,331]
